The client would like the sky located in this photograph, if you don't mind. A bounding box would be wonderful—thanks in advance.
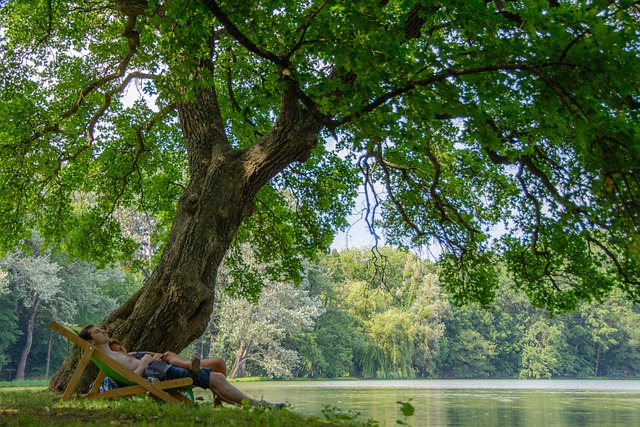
[330,208,378,251]
[328,190,445,262]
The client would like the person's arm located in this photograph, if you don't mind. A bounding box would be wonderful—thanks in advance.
[133,353,159,376]
[159,351,188,367]
[128,351,161,358]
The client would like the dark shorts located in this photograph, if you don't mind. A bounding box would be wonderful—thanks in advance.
[164,365,211,389]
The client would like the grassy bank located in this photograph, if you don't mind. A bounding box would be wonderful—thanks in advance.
[0,379,50,388]
[232,376,360,382]
[0,387,373,426]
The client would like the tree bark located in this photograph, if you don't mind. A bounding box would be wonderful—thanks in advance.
[229,341,250,379]
[50,81,322,392]
[45,331,53,379]
[15,294,39,380]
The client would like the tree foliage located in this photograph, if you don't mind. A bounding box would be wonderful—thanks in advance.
[317,247,448,379]
[0,269,20,374]
[519,320,567,379]
[0,1,639,357]
[206,247,640,380]
[0,245,134,380]
[213,255,324,378]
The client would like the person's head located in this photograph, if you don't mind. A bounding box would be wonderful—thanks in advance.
[79,324,110,345]
[109,339,127,353]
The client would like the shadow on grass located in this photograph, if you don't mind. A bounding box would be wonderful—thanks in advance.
[0,387,377,426]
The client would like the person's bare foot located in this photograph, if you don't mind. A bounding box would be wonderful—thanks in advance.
[191,356,202,377]
[213,395,223,406]
[258,400,286,409]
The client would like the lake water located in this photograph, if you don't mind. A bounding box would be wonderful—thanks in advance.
[224,379,640,426]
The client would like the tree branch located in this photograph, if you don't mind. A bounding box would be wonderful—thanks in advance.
[201,0,288,68]
[285,0,330,62]
[31,15,142,144]
[97,103,179,231]
[358,156,383,246]
[404,3,441,40]
[588,235,640,290]
[88,72,160,144]
[515,164,544,256]
[423,142,481,237]
[558,29,589,62]
[61,15,141,121]
[223,55,261,135]
[481,119,586,221]
[334,63,549,127]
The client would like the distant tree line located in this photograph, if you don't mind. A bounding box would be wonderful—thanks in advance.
[0,239,141,381]
[2,245,639,381]
[206,247,640,380]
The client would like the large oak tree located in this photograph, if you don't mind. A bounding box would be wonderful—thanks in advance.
[1,0,638,389]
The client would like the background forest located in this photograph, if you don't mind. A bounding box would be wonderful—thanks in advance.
[2,242,639,383]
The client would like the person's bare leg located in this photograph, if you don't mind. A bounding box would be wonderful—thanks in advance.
[207,372,285,408]
[205,359,225,406]
[162,352,226,376]
[160,352,188,368]
[207,372,258,406]
[201,358,227,376]
[211,390,224,406]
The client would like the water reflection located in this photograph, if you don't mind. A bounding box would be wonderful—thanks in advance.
[222,380,640,426]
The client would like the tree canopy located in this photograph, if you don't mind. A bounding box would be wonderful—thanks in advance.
[1,0,639,331]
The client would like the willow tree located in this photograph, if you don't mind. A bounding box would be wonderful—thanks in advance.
[1,0,638,388]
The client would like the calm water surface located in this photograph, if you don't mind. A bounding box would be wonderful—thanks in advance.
[226,379,640,427]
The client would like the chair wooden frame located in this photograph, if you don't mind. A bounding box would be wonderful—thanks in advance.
[49,321,193,404]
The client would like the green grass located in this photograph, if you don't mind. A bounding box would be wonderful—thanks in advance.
[230,376,274,382]
[0,379,50,388]
[231,376,360,383]
[0,387,374,426]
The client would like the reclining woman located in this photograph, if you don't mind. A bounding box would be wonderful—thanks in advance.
[80,324,284,408]
[108,339,226,377]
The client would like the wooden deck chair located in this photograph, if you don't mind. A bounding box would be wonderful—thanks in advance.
[49,321,194,404]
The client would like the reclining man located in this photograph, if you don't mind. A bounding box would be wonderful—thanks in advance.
[79,324,284,408]
[109,338,228,406]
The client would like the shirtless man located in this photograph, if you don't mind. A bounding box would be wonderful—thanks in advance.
[79,324,284,408]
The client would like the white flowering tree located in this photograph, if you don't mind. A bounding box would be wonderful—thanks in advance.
[1,251,72,380]
[215,277,324,378]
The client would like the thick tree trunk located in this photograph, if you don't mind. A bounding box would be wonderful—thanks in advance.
[50,82,321,392]
[15,295,39,380]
